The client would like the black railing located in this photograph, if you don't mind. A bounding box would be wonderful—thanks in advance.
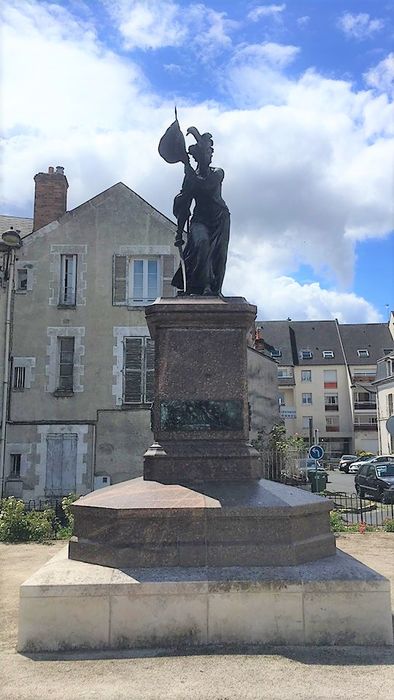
[24,497,67,526]
[324,492,394,527]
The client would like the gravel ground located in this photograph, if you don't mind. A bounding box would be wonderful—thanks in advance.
[0,535,393,700]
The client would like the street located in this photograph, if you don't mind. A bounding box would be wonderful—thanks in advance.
[326,469,357,495]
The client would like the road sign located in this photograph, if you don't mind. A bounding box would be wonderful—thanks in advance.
[309,444,324,460]
[386,416,394,436]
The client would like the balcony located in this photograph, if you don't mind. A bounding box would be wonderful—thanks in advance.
[354,401,376,410]
[354,424,377,431]
[326,426,340,432]
[278,376,295,386]
[351,374,376,383]
[325,404,339,411]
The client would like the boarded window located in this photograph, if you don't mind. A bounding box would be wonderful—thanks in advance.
[58,337,75,392]
[45,433,77,495]
[123,337,155,404]
[59,254,77,305]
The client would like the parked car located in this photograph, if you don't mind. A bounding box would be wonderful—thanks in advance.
[350,454,394,474]
[348,455,376,474]
[338,455,358,473]
[355,461,394,501]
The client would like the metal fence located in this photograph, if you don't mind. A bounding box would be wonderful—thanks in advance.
[324,492,394,527]
[24,497,67,526]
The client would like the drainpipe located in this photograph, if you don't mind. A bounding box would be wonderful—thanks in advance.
[0,248,16,497]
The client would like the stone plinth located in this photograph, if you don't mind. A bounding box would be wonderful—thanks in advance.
[18,546,393,651]
[68,477,335,569]
[144,297,260,483]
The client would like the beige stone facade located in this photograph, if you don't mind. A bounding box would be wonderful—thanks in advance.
[0,176,279,500]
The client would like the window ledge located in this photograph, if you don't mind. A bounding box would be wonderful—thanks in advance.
[53,390,74,398]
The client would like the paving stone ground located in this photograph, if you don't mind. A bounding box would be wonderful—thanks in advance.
[0,534,393,699]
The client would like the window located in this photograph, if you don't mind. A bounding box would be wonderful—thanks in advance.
[357,349,369,358]
[57,337,74,392]
[123,337,155,404]
[302,393,312,405]
[387,394,393,417]
[10,454,21,478]
[322,350,334,358]
[277,367,293,378]
[113,255,161,306]
[301,370,311,382]
[13,366,26,390]
[300,350,313,360]
[324,369,337,388]
[325,394,338,411]
[16,268,28,292]
[326,416,339,432]
[302,416,312,429]
[271,348,282,358]
[278,393,285,406]
[59,254,77,306]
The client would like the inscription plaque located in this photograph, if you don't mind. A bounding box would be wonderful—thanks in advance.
[160,400,243,432]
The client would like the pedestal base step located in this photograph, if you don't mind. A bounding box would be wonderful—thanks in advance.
[18,547,393,651]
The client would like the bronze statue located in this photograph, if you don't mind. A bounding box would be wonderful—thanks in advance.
[159,111,230,296]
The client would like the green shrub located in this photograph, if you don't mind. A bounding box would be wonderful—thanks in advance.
[383,519,394,532]
[330,510,347,532]
[0,498,55,542]
[56,493,77,539]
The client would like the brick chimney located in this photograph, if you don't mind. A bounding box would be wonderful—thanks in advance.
[33,166,68,231]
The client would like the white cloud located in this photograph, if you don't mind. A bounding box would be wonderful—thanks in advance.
[365,53,394,96]
[103,1,186,50]
[1,1,393,323]
[248,4,286,22]
[337,12,384,40]
[297,16,310,28]
[104,1,235,57]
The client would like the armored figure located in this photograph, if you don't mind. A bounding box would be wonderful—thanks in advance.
[158,115,230,296]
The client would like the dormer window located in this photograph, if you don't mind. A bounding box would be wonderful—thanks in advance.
[357,349,369,358]
[271,348,282,358]
[322,350,334,359]
[300,350,313,360]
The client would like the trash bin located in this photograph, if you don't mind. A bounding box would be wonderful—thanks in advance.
[309,472,326,493]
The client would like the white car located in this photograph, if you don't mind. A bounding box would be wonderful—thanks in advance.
[349,455,394,474]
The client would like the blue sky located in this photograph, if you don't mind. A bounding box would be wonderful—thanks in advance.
[1,0,393,321]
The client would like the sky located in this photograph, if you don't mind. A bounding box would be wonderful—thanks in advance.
[1,0,393,322]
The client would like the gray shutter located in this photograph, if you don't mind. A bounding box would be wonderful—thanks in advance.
[124,337,143,403]
[61,434,78,494]
[113,255,127,305]
[144,338,155,403]
[162,254,176,298]
[46,435,63,495]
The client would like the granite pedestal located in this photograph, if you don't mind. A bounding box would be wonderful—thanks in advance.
[18,297,393,650]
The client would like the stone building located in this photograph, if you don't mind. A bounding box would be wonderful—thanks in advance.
[374,343,394,455]
[0,168,279,500]
[256,318,394,457]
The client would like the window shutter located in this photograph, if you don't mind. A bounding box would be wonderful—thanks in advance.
[113,255,127,305]
[162,254,176,297]
[144,338,155,403]
[124,337,143,403]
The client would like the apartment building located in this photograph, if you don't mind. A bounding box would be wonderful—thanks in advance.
[375,351,394,454]
[0,167,278,500]
[256,317,394,457]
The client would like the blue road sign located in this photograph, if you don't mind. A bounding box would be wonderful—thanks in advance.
[309,444,324,460]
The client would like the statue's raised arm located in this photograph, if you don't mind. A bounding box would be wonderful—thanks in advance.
[158,113,230,296]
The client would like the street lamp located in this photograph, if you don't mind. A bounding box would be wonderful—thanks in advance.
[0,227,23,498]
